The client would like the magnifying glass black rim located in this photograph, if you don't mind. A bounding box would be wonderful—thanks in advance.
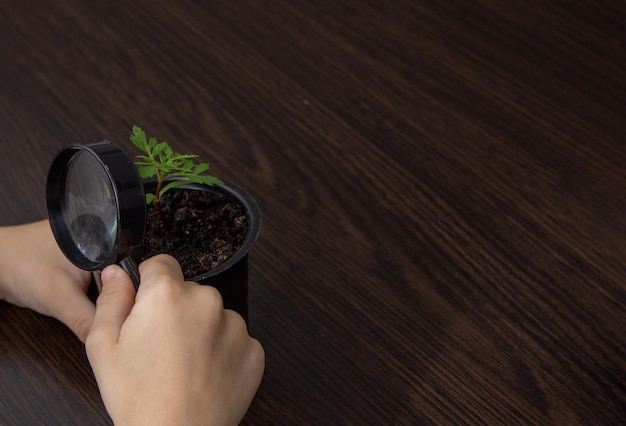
[46,141,146,272]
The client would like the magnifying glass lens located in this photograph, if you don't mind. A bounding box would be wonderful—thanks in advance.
[63,150,117,263]
[69,213,111,262]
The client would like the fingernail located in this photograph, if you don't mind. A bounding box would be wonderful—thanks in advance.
[101,265,120,284]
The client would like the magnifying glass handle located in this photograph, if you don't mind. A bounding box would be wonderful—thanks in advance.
[119,256,141,291]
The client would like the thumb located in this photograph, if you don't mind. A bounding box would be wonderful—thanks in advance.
[87,264,136,346]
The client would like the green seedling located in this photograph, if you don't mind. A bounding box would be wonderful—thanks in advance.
[131,125,223,205]
[130,125,223,238]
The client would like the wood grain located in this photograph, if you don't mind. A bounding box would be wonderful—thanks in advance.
[1,0,625,424]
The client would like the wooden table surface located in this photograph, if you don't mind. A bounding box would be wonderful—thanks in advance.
[1,1,625,424]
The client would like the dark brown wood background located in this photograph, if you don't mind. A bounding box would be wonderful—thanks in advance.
[1,1,625,424]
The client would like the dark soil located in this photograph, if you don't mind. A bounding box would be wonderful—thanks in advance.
[142,189,249,279]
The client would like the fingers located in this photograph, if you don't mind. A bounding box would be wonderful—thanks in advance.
[137,254,185,287]
[134,254,187,304]
[86,264,136,348]
[88,255,185,347]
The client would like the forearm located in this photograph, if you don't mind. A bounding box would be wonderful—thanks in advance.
[0,225,26,302]
[0,226,11,300]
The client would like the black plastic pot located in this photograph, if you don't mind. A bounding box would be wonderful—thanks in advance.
[143,178,261,324]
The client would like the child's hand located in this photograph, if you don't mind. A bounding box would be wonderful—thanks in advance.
[86,255,265,425]
[0,220,94,341]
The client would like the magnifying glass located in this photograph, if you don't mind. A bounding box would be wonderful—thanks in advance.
[46,141,146,291]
